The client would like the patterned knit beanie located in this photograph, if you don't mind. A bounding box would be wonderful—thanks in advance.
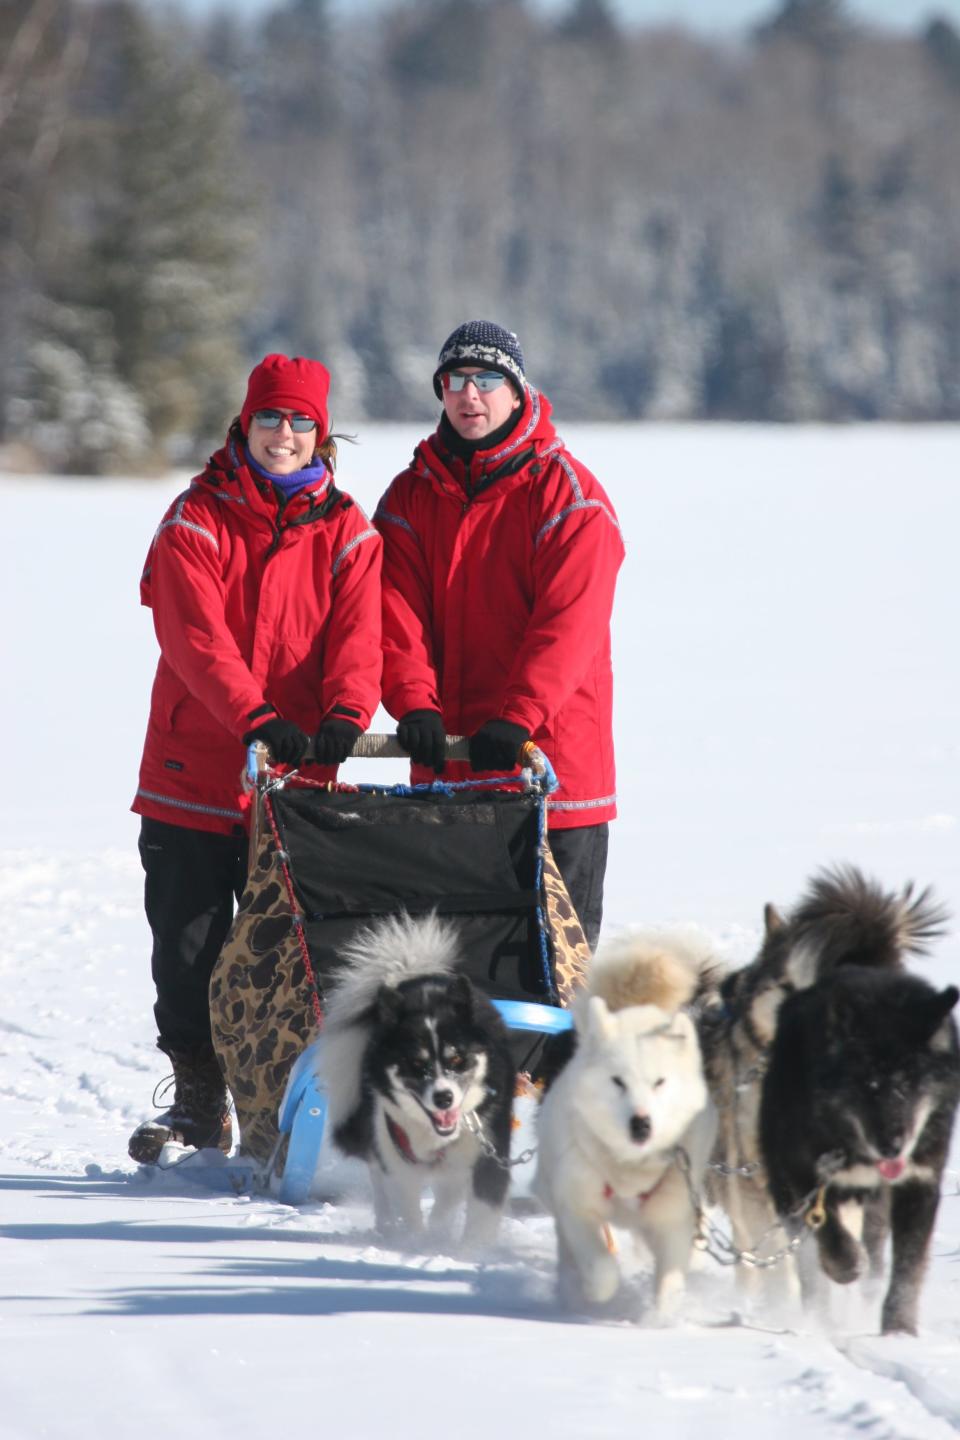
[240,353,330,436]
[432,320,526,399]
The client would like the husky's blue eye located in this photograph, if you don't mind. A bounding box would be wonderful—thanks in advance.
[611,1075,626,1091]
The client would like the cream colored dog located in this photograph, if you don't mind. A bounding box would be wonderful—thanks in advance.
[535,930,717,1317]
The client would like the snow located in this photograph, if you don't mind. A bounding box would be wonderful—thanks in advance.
[3,424,960,1439]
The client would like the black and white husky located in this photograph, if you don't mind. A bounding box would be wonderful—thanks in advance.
[316,913,516,1249]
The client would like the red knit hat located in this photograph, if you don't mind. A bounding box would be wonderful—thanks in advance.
[240,353,330,436]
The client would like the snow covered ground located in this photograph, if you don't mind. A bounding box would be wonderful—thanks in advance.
[3,424,960,1439]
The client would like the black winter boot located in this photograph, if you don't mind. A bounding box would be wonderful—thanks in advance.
[128,1043,233,1164]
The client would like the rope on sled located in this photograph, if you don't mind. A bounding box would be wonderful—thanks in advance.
[533,794,554,1000]
[262,789,324,1028]
[270,773,547,798]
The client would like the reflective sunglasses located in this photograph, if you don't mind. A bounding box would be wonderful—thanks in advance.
[441,370,508,393]
[251,409,317,432]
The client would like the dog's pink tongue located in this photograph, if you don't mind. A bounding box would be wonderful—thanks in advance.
[877,1157,905,1181]
[435,1108,459,1131]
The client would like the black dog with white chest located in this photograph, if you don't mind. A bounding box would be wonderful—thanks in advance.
[317,913,516,1248]
[759,870,960,1334]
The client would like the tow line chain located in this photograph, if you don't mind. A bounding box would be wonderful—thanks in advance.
[464,1111,537,1169]
[464,1107,842,1270]
[675,1146,844,1270]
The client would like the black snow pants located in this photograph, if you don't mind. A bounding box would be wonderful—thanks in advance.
[548,822,609,954]
[139,816,247,1054]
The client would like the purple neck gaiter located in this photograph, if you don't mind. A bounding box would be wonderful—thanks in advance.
[244,444,329,498]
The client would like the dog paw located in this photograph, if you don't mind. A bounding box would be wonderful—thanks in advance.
[458,1229,502,1261]
[650,1270,686,1322]
[881,1288,919,1336]
[375,1214,425,1247]
[426,1212,458,1246]
[578,1253,621,1307]
[817,1232,864,1286]
[880,1311,918,1337]
[460,1201,503,1256]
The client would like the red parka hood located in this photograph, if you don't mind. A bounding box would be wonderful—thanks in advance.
[199,435,336,521]
[140,436,342,611]
[413,387,562,502]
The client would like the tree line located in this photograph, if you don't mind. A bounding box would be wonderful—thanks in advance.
[3,0,960,472]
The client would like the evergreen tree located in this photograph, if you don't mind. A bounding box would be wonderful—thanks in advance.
[756,0,852,52]
[247,0,335,136]
[10,297,150,473]
[0,0,90,443]
[388,0,491,89]
[88,1,252,457]
[557,0,619,48]
[923,17,960,94]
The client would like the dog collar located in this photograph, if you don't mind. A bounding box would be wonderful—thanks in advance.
[385,1114,445,1167]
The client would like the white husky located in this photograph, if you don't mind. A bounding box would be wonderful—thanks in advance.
[534,929,717,1316]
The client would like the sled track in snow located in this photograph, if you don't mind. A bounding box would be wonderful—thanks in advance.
[835,1336,960,1433]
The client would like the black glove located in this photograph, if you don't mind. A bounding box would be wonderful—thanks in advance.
[313,718,362,766]
[468,719,530,773]
[242,717,310,768]
[397,709,447,773]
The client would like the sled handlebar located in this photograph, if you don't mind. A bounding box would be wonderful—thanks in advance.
[245,734,554,785]
[350,732,470,762]
[351,734,555,786]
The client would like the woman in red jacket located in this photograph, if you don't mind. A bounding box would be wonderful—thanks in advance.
[375,320,623,955]
[129,353,382,1163]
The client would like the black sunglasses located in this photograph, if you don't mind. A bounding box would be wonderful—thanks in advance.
[252,409,317,433]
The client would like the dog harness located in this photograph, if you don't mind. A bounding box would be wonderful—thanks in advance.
[385,1115,446,1168]
[602,1162,670,1207]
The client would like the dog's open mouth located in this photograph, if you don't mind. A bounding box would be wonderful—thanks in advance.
[430,1107,460,1137]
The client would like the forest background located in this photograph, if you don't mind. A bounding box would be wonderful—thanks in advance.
[4,0,960,473]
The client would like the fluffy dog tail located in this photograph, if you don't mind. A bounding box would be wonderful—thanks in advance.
[783,864,949,986]
[323,911,462,1032]
[316,912,463,1135]
[585,926,719,1015]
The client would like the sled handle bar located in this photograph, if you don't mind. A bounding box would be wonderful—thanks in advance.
[352,732,470,761]
[245,734,556,786]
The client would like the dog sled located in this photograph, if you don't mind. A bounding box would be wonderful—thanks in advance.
[209,734,589,1200]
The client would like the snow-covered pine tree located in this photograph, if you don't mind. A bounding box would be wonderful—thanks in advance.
[86,1,252,461]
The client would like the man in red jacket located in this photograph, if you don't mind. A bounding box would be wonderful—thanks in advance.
[375,320,624,953]
[129,353,382,1163]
